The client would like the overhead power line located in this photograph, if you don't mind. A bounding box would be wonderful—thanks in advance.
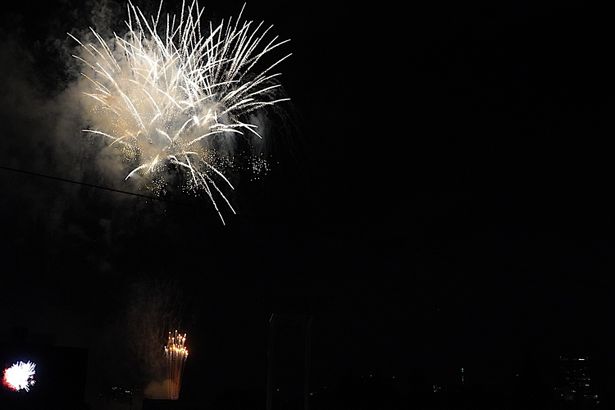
[0,164,187,205]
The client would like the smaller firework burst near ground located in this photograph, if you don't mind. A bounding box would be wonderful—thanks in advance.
[164,330,188,400]
[2,361,36,392]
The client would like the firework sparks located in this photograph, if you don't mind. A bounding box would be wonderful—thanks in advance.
[2,361,36,392]
[70,0,291,224]
[164,330,188,400]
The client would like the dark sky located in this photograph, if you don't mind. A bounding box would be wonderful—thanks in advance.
[1,0,615,403]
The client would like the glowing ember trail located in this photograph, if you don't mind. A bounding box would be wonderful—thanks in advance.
[165,330,188,400]
[2,361,36,392]
[70,0,291,224]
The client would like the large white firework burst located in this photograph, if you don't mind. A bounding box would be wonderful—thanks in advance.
[70,0,291,223]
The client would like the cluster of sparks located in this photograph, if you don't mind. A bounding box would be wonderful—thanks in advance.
[164,330,188,400]
[2,361,36,392]
[70,0,290,223]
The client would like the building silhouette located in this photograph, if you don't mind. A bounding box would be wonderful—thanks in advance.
[266,314,313,410]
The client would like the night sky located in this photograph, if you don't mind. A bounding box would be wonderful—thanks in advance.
[1,0,615,407]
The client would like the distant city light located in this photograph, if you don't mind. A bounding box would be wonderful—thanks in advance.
[2,361,36,392]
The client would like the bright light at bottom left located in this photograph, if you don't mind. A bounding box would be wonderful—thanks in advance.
[2,361,36,392]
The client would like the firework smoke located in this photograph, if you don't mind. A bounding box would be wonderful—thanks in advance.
[164,330,188,399]
[70,0,291,224]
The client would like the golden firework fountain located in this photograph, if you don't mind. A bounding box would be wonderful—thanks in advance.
[164,330,188,400]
